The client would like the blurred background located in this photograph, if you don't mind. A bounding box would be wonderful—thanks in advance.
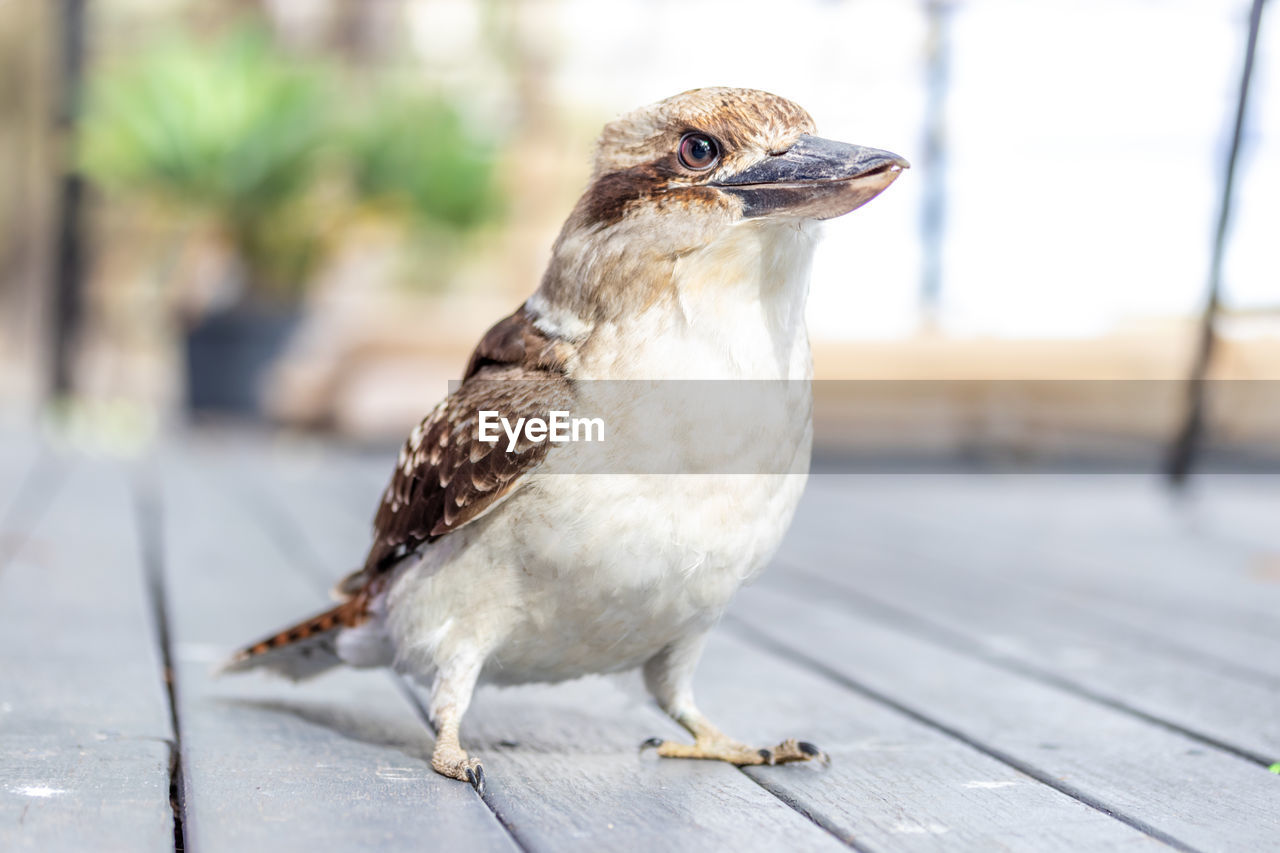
[0,0,1275,470]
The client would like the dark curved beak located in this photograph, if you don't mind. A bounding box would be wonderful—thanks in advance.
[712,134,909,220]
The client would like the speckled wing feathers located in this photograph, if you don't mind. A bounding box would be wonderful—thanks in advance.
[355,307,573,584]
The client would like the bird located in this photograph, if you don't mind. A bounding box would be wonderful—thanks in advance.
[225,87,907,793]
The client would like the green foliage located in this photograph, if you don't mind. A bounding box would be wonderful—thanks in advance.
[81,28,329,300]
[347,92,501,232]
[82,29,325,212]
[80,26,503,301]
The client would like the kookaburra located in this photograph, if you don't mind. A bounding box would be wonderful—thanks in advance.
[228,88,906,792]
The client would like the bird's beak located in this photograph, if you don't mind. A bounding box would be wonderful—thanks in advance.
[713,134,909,220]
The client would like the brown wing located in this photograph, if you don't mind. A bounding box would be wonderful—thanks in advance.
[349,307,574,587]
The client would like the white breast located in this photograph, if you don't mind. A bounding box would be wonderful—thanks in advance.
[584,219,820,383]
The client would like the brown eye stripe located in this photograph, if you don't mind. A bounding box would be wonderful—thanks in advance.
[580,158,673,226]
[579,152,726,227]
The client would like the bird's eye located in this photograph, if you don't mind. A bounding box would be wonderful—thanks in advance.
[678,132,720,171]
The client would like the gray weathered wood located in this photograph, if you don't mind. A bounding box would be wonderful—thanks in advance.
[806,473,1280,635]
[0,421,41,486]
[772,542,1280,763]
[0,438,63,568]
[1036,588,1280,685]
[14,433,1280,851]
[730,581,1280,853]
[801,474,1280,679]
[247,450,852,853]
[159,451,519,852]
[688,631,1166,850]
[780,484,1280,759]
[0,446,32,510]
[0,456,173,852]
[1190,474,1280,552]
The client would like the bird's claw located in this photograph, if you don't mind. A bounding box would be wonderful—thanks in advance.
[465,763,486,796]
[640,736,664,751]
[797,740,830,765]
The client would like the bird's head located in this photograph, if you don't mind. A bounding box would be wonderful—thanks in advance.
[540,88,907,322]
[578,87,906,238]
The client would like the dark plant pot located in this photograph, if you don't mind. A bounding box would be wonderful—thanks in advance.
[183,305,302,417]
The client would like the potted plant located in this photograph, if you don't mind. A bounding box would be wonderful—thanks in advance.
[82,25,507,422]
[80,27,332,416]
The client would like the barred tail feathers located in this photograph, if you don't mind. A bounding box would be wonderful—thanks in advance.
[219,598,366,682]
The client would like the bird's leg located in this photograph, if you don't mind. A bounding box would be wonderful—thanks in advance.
[427,653,486,793]
[640,633,827,766]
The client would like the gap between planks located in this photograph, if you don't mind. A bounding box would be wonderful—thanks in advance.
[720,614,1201,853]
[132,468,188,853]
[776,561,1279,769]
[798,481,1280,689]
[158,456,522,852]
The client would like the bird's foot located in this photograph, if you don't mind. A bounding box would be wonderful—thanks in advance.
[641,735,828,766]
[432,746,486,794]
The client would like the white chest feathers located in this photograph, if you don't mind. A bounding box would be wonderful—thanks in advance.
[583,219,819,383]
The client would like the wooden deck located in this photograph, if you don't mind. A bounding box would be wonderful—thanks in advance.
[3,427,1279,852]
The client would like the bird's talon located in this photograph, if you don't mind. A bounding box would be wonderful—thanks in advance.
[640,736,664,751]
[465,764,486,795]
[758,748,774,764]
[797,741,832,766]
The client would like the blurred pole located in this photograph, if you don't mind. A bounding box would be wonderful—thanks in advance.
[1166,0,1267,487]
[48,0,87,397]
[331,0,380,64]
[919,0,953,333]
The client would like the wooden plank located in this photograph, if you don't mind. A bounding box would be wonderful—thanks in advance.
[729,581,1280,853]
[0,422,42,482]
[801,474,1280,671]
[247,450,851,853]
[779,550,1280,763]
[774,486,1280,763]
[159,452,519,853]
[0,438,62,570]
[814,473,1280,679]
[1192,474,1280,552]
[691,630,1166,850]
[832,474,1280,633]
[0,455,173,852]
[1035,589,1280,685]
[0,446,32,508]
